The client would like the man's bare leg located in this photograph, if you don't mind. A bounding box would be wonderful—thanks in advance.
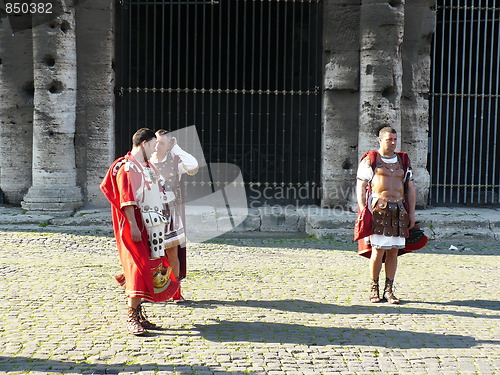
[166,246,185,302]
[384,248,398,280]
[128,297,141,308]
[383,248,400,304]
[370,247,385,280]
[369,247,385,302]
[165,246,180,279]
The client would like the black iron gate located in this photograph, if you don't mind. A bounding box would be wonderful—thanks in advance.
[115,0,323,205]
[430,0,500,205]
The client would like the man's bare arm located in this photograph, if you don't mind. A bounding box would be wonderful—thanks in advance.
[123,205,142,242]
[357,179,369,211]
[406,180,416,229]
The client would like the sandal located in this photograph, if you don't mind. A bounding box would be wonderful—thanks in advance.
[383,279,400,304]
[127,307,146,335]
[370,279,381,303]
[137,304,161,330]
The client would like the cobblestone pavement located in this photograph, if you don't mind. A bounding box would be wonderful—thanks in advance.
[0,228,498,374]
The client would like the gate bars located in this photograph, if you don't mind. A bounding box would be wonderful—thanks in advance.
[430,0,500,205]
[115,0,323,205]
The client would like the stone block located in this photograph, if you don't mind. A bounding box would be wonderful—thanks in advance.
[50,209,111,226]
[323,5,360,51]
[22,186,82,212]
[360,3,404,50]
[404,5,436,43]
[402,43,432,94]
[215,206,250,232]
[185,205,223,241]
[361,0,404,5]
[185,205,216,224]
[324,52,359,90]
[258,207,306,232]
[401,96,430,184]
[359,94,400,124]
[406,0,436,6]
[412,167,431,208]
[306,227,354,239]
[360,50,403,92]
[321,176,356,207]
[232,209,260,232]
[322,90,359,207]
[306,209,356,229]
[323,91,360,129]
[325,0,361,5]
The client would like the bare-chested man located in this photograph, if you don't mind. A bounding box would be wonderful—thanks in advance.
[356,126,416,304]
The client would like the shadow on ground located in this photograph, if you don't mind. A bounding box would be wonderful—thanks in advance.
[205,236,500,255]
[183,298,500,320]
[0,357,211,374]
[190,320,497,348]
[0,225,113,238]
[418,299,500,311]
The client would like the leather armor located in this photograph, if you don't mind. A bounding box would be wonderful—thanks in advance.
[372,198,409,238]
[371,154,409,238]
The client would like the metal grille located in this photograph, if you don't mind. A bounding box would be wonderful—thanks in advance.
[115,0,323,205]
[430,0,500,205]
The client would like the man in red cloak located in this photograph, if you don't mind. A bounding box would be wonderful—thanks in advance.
[100,128,180,335]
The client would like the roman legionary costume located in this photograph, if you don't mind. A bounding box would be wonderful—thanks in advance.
[100,153,180,303]
[151,144,198,281]
[355,150,427,259]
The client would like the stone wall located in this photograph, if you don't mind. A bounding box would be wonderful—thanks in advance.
[0,18,33,205]
[22,7,83,212]
[75,0,115,207]
[0,0,114,210]
[0,1,434,210]
[321,0,434,209]
[321,0,361,208]
[401,0,435,208]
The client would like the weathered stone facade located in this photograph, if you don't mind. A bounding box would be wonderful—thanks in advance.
[0,0,114,210]
[322,0,434,209]
[0,0,434,211]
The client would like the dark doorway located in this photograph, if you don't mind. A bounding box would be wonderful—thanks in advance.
[115,0,323,206]
[429,0,500,205]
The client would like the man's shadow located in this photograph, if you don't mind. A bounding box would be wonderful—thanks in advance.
[418,299,500,311]
[188,319,498,349]
[170,298,499,348]
[0,356,213,374]
[183,298,500,320]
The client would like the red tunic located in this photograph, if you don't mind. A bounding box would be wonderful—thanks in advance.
[100,154,180,302]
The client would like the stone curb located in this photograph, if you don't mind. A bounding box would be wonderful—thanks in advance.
[0,205,498,241]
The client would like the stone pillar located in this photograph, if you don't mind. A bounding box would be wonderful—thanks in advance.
[0,18,34,205]
[22,9,82,212]
[321,0,361,208]
[75,0,115,207]
[401,0,435,208]
[358,0,405,156]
